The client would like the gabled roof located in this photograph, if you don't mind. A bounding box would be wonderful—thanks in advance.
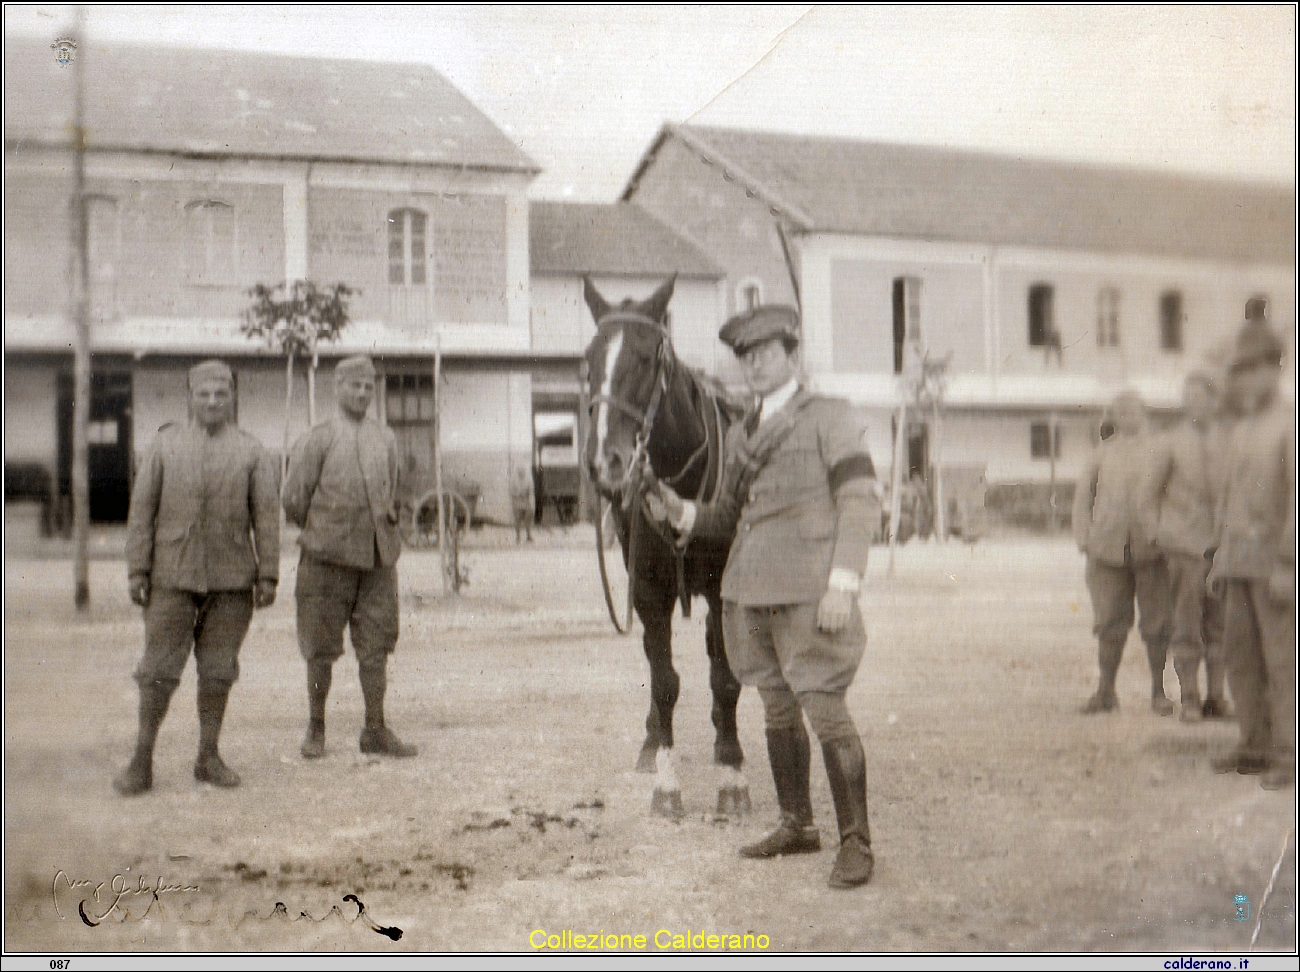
[530,201,723,278]
[622,124,1295,264]
[3,37,538,173]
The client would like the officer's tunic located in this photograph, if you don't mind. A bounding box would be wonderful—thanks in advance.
[690,386,876,696]
[283,414,402,664]
[125,421,280,685]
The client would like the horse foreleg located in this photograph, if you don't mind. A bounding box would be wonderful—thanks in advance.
[637,603,679,772]
[707,595,750,816]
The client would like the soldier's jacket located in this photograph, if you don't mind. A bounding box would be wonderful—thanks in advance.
[1213,396,1295,580]
[283,415,402,570]
[1072,432,1160,566]
[1147,420,1227,558]
[126,422,280,592]
[692,387,877,605]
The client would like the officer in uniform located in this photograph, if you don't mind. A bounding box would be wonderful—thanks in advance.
[1073,390,1174,715]
[114,359,280,795]
[648,305,878,889]
[1147,370,1232,721]
[1209,314,1294,789]
[283,355,416,760]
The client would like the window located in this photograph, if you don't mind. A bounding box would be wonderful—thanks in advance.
[384,373,434,425]
[891,275,922,374]
[1028,284,1054,347]
[388,208,429,286]
[1159,290,1184,351]
[1030,421,1061,460]
[737,277,763,313]
[184,199,238,285]
[1096,286,1121,347]
[86,195,119,320]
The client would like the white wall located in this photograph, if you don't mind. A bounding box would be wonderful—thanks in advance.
[3,363,57,466]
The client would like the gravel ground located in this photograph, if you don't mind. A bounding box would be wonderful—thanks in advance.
[4,527,1295,953]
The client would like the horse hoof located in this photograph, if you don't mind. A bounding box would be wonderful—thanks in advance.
[635,746,659,774]
[651,788,684,818]
[715,786,752,817]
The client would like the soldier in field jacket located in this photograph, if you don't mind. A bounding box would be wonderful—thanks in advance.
[1072,390,1174,716]
[114,359,280,796]
[1208,316,1295,789]
[283,355,415,761]
[649,305,879,890]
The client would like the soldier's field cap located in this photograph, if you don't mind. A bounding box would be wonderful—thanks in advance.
[719,305,800,354]
[1229,320,1285,371]
[188,359,233,388]
[335,355,377,381]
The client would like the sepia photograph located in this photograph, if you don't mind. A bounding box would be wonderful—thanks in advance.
[3,4,1297,964]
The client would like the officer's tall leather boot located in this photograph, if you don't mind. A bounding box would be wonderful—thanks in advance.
[821,736,874,888]
[1148,640,1175,716]
[301,660,332,759]
[1203,654,1232,719]
[358,661,417,757]
[113,679,176,796]
[1173,654,1202,722]
[739,726,820,858]
[194,681,240,787]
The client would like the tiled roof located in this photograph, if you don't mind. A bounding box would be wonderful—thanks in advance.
[4,37,538,173]
[530,201,723,277]
[624,124,1295,264]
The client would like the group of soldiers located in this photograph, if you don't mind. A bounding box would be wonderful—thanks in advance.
[1073,305,1294,791]
[107,300,1291,896]
[112,355,415,798]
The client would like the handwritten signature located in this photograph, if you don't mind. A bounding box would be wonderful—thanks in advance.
[49,870,402,940]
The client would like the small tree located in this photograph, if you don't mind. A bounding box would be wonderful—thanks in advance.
[242,280,356,475]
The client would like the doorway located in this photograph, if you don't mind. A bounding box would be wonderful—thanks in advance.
[57,370,134,523]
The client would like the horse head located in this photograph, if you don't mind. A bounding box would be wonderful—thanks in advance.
[582,275,676,498]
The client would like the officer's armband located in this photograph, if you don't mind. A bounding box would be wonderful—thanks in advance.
[830,454,875,494]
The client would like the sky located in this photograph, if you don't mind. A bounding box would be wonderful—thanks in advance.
[5,4,1296,200]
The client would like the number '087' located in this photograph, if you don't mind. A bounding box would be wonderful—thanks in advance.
[51,961,71,970]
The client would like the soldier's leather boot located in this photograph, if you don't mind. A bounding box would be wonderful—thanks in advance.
[1211,750,1268,775]
[1260,765,1295,791]
[1179,692,1203,722]
[194,682,240,788]
[1202,698,1234,720]
[822,737,875,889]
[740,726,820,858]
[301,661,333,759]
[359,663,417,758]
[113,680,174,797]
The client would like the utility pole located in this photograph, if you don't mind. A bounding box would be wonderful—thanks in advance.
[69,12,92,610]
[433,332,448,593]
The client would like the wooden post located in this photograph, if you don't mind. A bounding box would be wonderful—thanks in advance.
[434,333,449,593]
[932,396,946,543]
[282,352,295,483]
[1048,409,1059,531]
[887,399,907,576]
[307,345,318,427]
[70,17,91,610]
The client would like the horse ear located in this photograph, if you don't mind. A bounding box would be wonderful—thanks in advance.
[643,274,677,324]
[583,276,611,324]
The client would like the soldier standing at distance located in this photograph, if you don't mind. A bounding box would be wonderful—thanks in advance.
[648,305,879,889]
[1147,371,1232,721]
[283,355,416,760]
[1073,390,1175,715]
[114,360,280,795]
[1209,316,1294,789]
[510,464,535,544]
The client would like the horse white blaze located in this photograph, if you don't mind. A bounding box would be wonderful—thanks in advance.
[594,330,623,476]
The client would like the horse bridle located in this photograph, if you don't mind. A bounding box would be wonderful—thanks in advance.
[585,312,674,506]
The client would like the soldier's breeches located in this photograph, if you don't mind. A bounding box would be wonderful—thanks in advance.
[295,553,399,664]
[722,601,865,696]
[134,588,253,685]
[1167,553,1224,677]
[1086,558,1170,680]
[1224,579,1296,766]
[758,687,859,743]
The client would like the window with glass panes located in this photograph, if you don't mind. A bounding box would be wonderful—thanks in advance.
[384,373,435,425]
[388,208,428,286]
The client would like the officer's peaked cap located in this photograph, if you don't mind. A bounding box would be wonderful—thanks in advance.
[335,355,377,381]
[188,359,234,388]
[719,305,800,354]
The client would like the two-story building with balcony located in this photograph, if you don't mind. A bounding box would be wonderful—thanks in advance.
[622,124,1296,503]
[4,39,537,525]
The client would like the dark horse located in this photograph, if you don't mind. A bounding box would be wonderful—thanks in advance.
[581,276,751,817]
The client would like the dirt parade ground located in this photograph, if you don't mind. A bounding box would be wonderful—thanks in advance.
[4,526,1296,954]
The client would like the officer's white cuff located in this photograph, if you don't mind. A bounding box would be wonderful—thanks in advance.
[827,567,861,594]
[677,500,697,534]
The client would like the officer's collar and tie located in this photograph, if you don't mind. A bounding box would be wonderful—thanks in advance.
[758,376,801,425]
